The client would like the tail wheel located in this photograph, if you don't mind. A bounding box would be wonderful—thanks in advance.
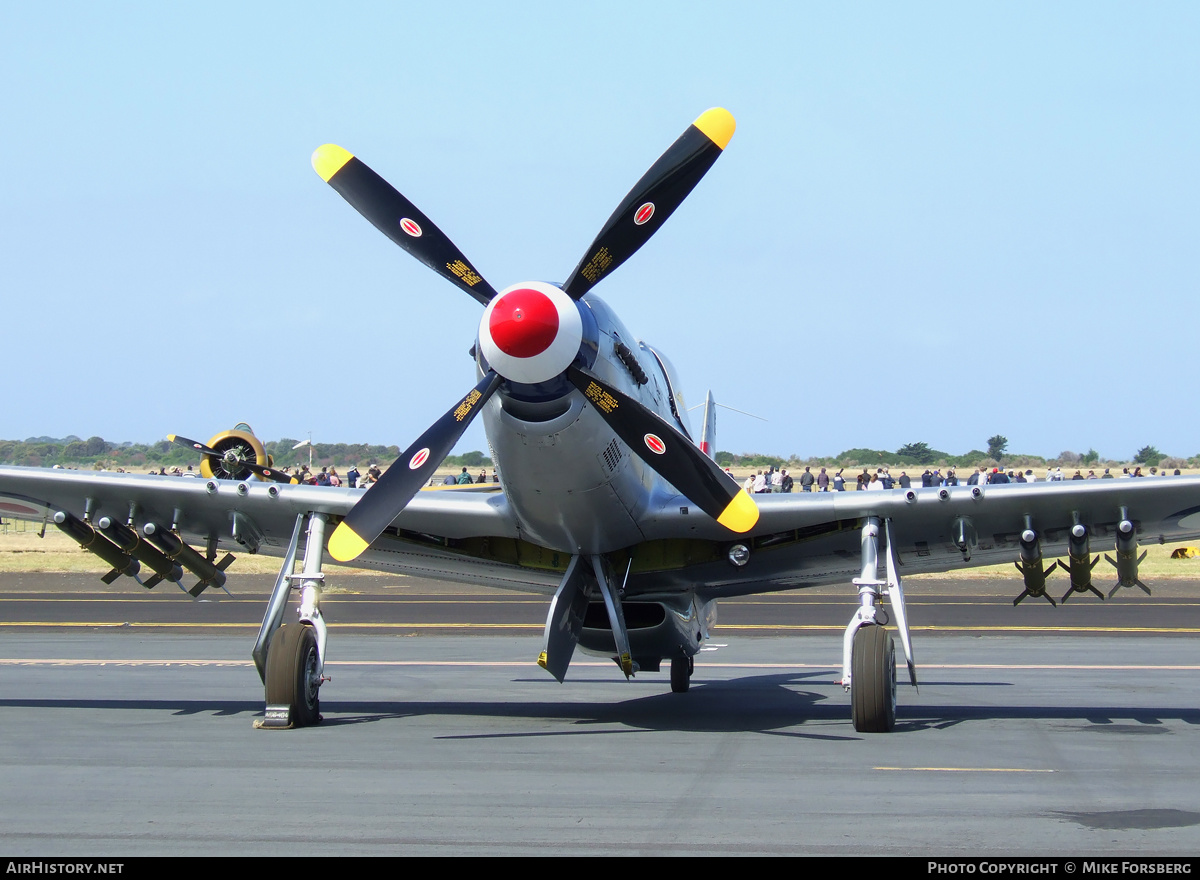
[199,429,267,481]
[670,655,692,693]
[851,624,896,733]
[265,623,322,727]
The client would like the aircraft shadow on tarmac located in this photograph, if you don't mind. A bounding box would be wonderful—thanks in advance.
[3,671,1198,736]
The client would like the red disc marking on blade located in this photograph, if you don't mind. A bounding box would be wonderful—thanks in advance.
[634,202,655,225]
[644,434,666,455]
[488,288,560,358]
[399,218,422,237]
[409,448,430,469]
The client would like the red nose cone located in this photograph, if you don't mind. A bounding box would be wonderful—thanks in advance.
[488,287,559,358]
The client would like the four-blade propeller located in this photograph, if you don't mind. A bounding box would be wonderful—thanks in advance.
[313,108,757,562]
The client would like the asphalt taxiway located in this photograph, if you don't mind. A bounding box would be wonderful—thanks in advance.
[2,574,1199,856]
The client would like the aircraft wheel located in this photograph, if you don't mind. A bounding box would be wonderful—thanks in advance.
[265,623,322,726]
[670,655,691,693]
[851,624,896,733]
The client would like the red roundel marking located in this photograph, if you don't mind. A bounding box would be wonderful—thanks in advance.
[399,218,422,237]
[644,433,666,455]
[634,202,655,225]
[409,448,430,470]
[488,288,560,358]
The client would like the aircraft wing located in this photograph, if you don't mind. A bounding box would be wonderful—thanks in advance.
[0,466,526,588]
[634,478,1200,598]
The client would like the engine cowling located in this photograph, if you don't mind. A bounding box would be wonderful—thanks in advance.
[198,424,270,481]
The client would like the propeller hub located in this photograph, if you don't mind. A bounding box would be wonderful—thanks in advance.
[479,282,583,384]
[488,287,560,358]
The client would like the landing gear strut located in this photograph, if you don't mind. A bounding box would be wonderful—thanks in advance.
[253,513,329,729]
[843,517,915,733]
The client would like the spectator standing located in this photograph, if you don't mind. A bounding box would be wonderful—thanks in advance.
[799,467,815,493]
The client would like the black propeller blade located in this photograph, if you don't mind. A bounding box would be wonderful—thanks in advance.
[564,366,758,533]
[315,107,745,558]
[327,371,504,562]
[312,145,498,305]
[167,435,297,484]
[562,108,735,299]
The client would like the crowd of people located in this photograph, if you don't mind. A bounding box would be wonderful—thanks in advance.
[279,463,383,486]
[138,459,1187,490]
[432,467,499,486]
[140,460,508,487]
[735,464,1186,493]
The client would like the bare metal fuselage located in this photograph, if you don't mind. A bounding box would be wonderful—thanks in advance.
[481,293,691,557]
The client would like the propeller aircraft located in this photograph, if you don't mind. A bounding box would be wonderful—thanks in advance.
[3,108,1200,733]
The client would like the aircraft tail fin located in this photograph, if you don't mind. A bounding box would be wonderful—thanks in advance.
[699,391,717,460]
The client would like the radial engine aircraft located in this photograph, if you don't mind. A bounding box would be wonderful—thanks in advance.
[2,108,1200,733]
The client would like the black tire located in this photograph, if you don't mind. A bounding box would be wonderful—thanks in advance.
[851,624,896,733]
[265,623,322,726]
[670,655,691,693]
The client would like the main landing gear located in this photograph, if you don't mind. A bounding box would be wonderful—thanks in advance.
[253,513,329,729]
[843,517,915,733]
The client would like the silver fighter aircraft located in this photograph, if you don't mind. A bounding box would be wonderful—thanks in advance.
[3,108,1199,733]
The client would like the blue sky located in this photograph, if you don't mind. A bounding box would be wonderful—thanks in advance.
[3,2,1197,462]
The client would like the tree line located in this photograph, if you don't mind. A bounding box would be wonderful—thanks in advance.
[0,436,492,470]
[0,434,1188,472]
[715,437,1195,471]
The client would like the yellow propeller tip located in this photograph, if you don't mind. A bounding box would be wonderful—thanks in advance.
[166,434,176,442]
[311,144,354,182]
[716,489,759,533]
[693,108,736,150]
[328,522,369,562]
